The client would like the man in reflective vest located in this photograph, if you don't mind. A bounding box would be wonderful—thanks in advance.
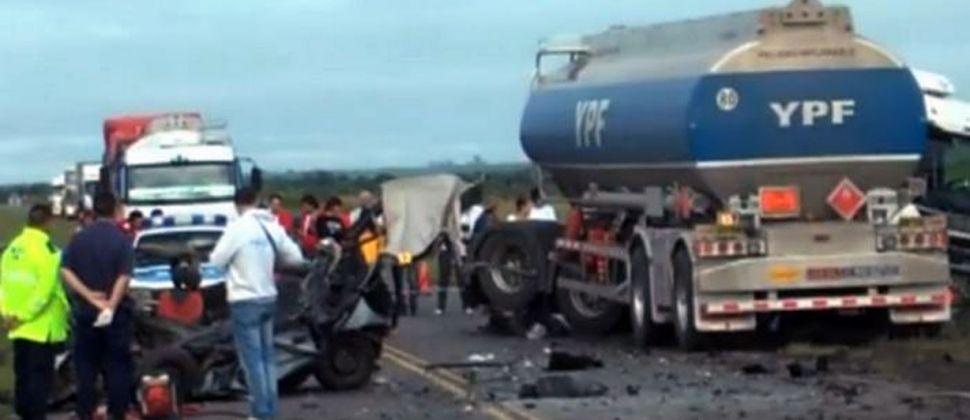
[0,204,69,420]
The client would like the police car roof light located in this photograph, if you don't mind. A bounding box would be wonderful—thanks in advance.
[142,214,229,229]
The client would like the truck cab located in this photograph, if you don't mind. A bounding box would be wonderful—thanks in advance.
[49,174,65,217]
[913,69,970,275]
[75,161,102,212]
[102,113,262,218]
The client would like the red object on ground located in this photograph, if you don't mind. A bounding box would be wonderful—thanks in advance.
[141,382,176,418]
[156,290,204,326]
[418,261,431,295]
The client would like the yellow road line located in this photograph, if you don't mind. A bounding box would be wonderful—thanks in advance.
[382,344,543,420]
[384,345,468,386]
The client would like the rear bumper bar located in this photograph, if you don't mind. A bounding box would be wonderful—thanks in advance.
[703,291,949,315]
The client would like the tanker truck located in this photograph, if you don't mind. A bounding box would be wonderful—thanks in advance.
[468,0,952,350]
[100,112,262,218]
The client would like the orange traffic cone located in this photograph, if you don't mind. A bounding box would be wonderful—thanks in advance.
[418,261,432,295]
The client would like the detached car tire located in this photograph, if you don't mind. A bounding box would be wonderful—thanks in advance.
[314,333,378,391]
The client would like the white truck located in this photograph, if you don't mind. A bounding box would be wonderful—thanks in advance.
[75,161,102,213]
[101,113,262,218]
[49,174,65,217]
[62,166,79,218]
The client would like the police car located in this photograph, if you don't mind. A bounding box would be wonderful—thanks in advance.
[130,214,229,321]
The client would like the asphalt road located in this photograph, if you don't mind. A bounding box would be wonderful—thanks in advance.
[43,292,970,419]
[384,295,970,420]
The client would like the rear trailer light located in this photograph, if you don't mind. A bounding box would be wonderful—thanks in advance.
[759,186,800,219]
[876,214,948,252]
[694,235,767,259]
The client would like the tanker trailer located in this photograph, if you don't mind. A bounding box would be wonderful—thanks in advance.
[470,0,952,350]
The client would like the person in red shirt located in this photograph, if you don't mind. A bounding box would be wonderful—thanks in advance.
[119,210,144,238]
[268,193,294,236]
[296,194,319,256]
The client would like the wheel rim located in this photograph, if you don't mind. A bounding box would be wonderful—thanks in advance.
[568,290,609,318]
[490,246,527,294]
[332,346,361,375]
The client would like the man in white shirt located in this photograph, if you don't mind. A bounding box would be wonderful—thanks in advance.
[209,188,303,420]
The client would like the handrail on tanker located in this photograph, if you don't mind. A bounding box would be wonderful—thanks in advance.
[533,45,590,85]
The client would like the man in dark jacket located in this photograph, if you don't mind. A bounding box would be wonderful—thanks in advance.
[61,192,135,420]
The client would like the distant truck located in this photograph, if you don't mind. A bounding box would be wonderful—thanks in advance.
[467,0,952,350]
[62,166,79,218]
[100,112,262,218]
[49,174,65,217]
[75,161,102,213]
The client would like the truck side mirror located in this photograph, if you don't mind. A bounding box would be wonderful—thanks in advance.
[250,167,264,192]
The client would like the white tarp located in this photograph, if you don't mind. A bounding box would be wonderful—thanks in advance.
[381,174,469,257]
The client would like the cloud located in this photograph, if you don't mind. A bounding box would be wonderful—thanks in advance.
[0,0,968,184]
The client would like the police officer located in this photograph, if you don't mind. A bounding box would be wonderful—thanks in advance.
[0,204,69,420]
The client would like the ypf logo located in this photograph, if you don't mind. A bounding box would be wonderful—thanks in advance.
[716,87,739,112]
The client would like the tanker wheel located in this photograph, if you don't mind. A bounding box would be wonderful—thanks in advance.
[672,248,707,351]
[556,285,623,334]
[630,245,661,349]
[478,228,543,312]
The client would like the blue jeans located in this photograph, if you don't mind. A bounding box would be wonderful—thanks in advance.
[230,298,278,420]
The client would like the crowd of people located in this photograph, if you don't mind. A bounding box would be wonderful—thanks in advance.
[0,189,306,420]
[0,185,558,420]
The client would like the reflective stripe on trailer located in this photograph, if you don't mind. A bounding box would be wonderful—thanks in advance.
[555,239,628,260]
[703,292,949,315]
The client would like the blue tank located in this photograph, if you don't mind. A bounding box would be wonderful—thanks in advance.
[520,0,927,217]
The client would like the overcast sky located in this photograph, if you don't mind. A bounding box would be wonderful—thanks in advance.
[1,0,967,184]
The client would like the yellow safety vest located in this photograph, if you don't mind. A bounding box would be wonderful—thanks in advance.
[0,227,69,343]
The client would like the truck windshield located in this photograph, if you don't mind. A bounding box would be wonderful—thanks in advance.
[135,230,223,267]
[128,163,235,203]
[944,143,970,189]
